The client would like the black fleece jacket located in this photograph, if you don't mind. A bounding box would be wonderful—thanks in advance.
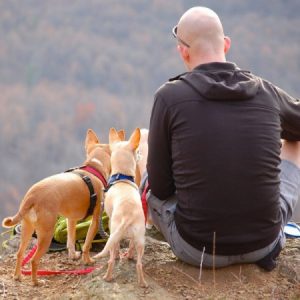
[147,62,300,255]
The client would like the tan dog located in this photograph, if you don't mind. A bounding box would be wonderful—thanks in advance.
[136,128,153,229]
[117,129,141,187]
[137,128,149,181]
[2,129,111,286]
[93,128,148,288]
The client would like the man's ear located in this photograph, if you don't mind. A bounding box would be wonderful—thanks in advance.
[178,44,190,63]
[117,129,125,141]
[109,127,121,144]
[128,128,141,150]
[85,129,100,152]
[224,36,231,54]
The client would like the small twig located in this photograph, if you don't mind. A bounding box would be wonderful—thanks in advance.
[231,272,240,281]
[72,276,82,289]
[231,265,243,284]
[212,231,216,287]
[198,246,205,284]
[173,266,198,284]
[271,285,277,298]
[12,291,20,300]
[1,281,6,299]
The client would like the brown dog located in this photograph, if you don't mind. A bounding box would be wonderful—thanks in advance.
[2,129,111,286]
[93,128,148,287]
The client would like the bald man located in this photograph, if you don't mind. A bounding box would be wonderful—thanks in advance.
[146,7,300,270]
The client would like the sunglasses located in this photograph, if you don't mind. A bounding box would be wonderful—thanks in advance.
[172,25,190,48]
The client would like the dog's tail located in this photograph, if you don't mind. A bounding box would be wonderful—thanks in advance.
[2,215,21,228]
[2,196,34,228]
[93,218,131,259]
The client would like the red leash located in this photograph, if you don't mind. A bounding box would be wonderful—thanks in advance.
[141,182,149,224]
[21,244,99,276]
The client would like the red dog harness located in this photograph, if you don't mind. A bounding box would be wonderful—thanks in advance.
[80,165,108,187]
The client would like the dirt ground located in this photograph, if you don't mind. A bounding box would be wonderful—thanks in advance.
[0,228,299,300]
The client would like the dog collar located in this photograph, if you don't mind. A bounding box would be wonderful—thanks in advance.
[80,165,108,189]
[104,173,135,192]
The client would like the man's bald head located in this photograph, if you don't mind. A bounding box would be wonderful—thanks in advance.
[175,7,230,68]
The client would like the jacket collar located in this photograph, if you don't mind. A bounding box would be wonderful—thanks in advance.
[169,62,240,82]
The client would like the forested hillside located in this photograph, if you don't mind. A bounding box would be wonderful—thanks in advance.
[1,0,299,224]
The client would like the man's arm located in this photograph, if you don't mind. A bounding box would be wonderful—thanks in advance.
[275,86,300,141]
[147,92,175,199]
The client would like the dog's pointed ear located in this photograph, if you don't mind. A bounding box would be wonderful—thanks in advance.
[109,128,121,144]
[129,128,141,150]
[85,129,100,151]
[117,129,125,141]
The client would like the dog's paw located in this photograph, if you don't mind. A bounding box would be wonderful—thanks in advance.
[83,256,95,265]
[32,279,46,287]
[141,282,149,288]
[119,251,134,260]
[139,280,148,288]
[103,274,113,282]
[68,251,81,260]
[93,253,102,260]
[13,274,21,282]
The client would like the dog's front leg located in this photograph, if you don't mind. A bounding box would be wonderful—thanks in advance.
[67,218,80,260]
[82,205,100,264]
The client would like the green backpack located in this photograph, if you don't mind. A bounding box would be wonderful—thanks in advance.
[53,214,109,250]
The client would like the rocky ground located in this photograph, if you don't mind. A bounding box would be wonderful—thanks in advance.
[0,228,299,300]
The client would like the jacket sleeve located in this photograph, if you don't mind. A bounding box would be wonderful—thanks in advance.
[275,86,300,141]
[147,92,175,199]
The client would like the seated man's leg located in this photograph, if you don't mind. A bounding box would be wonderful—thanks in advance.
[147,191,234,267]
[292,194,300,222]
[147,191,279,268]
[244,141,300,270]
[280,140,300,223]
[146,191,177,244]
